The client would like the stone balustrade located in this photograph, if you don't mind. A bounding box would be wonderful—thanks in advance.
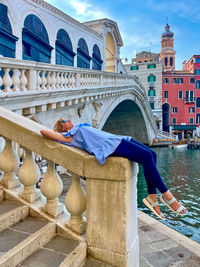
[0,57,139,93]
[0,106,139,267]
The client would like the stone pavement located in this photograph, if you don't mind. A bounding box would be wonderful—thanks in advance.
[57,168,200,267]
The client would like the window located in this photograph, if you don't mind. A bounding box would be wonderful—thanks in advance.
[178,78,183,84]
[172,107,177,113]
[173,78,178,84]
[163,78,169,84]
[189,107,195,113]
[172,118,176,125]
[196,80,200,89]
[165,57,168,66]
[178,91,183,99]
[190,78,195,84]
[148,74,156,82]
[164,91,168,99]
[92,44,102,70]
[195,58,200,63]
[185,91,194,102]
[195,69,200,75]
[196,97,200,108]
[150,103,154,109]
[147,64,156,69]
[148,89,156,96]
[196,114,200,123]
[130,65,138,71]
[170,57,173,66]
[189,118,194,124]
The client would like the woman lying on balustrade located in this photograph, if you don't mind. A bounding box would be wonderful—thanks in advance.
[40,119,188,220]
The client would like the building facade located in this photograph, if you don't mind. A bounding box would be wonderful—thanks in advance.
[125,53,163,130]
[0,0,126,73]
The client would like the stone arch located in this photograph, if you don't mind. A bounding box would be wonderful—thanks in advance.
[77,37,91,69]
[92,44,103,70]
[106,32,116,72]
[99,94,152,144]
[162,103,170,132]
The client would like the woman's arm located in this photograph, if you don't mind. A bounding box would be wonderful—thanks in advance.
[40,129,73,143]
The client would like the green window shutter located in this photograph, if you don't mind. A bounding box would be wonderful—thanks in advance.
[130,65,138,71]
[147,64,156,69]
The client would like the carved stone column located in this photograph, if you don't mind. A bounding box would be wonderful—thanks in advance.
[18,148,41,202]
[65,172,86,234]
[40,160,63,217]
[0,138,20,189]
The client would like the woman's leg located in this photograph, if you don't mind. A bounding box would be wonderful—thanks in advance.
[113,139,168,194]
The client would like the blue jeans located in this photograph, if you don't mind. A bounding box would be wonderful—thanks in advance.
[112,138,168,194]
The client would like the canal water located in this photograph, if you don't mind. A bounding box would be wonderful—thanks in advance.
[137,146,200,243]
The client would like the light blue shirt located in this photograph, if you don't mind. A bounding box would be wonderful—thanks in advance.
[58,123,130,165]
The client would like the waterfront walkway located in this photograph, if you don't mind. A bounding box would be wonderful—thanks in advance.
[58,167,200,267]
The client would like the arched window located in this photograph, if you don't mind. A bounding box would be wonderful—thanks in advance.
[92,44,102,70]
[0,3,18,58]
[170,57,173,66]
[165,57,168,66]
[196,97,200,108]
[196,80,200,89]
[148,89,156,96]
[77,38,91,69]
[196,114,200,123]
[22,14,53,63]
[148,74,156,82]
[55,29,75,66]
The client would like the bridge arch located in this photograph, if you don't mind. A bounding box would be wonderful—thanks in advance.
[99,94,152,144]
[106,32,116,72]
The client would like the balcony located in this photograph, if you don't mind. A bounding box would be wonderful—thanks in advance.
[148,82,155,88]
[148,96,155,102]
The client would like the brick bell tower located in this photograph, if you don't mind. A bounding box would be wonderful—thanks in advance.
[160,23,176,71]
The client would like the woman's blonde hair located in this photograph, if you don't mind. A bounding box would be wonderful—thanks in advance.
[53,118,67,132]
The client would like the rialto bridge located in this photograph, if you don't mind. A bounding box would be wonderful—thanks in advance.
[0,57,158,144]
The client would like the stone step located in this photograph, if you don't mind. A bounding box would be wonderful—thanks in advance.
[0,217,55,267]
[18,236,84,267]
[0,200,28,232]
[83,258,114,267]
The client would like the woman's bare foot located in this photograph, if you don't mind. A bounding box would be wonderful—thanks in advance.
[162,190,187,214]
[147,194,165,217]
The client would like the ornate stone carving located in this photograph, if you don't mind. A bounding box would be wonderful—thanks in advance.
[77,104,86,118]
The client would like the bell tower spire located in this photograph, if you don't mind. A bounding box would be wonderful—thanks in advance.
[160,22,176,71]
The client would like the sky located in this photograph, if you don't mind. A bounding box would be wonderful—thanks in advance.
[46,0,200,69]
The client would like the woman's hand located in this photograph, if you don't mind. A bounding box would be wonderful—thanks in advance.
[40,129,73,143]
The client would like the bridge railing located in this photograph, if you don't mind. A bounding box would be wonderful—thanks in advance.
[0,106,139,267]
[0,57,137,93]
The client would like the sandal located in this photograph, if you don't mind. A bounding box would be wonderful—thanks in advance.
[143,196,166,220]
[160,196,188,216]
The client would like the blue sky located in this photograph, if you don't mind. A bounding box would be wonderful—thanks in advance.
[46,0,200,69]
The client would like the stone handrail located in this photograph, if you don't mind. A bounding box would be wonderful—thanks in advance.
[0,57,137,93]
[0,106,139,267]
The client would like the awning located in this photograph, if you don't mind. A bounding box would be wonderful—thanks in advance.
[173,125,196,130]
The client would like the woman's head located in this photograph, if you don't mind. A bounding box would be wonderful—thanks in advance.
[53,118,74,132]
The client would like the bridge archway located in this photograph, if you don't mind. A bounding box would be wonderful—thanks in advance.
[102,99,149,143]
[106,32,116,72]
[162,103,170,132]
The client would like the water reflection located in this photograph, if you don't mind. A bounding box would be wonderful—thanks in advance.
[137,147,200,243]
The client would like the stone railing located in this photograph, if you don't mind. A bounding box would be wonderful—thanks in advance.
[0,57,138,93]
[0,106,139,267]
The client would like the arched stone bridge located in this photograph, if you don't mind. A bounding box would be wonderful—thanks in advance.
[0,57,157,144]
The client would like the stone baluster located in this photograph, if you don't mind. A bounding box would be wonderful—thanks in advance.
[0,138,20,189]
[72,73,76,88]
[37,71,41,90]
[63,73,68,89]
[3,68,12,92]
[80,74,83,87]
[20,70,27,91]
[12,69,20,92]
[68,73,72,88]
[51,72,56,89]
[60,72,65,89]
[65,172,86,234]
[56,72,61,89]
[41,71,47,90]
[18,148,41,202]
[46,71,52,90]
[40,160,63,217]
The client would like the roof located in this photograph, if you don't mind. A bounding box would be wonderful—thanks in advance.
[173,125,196,130]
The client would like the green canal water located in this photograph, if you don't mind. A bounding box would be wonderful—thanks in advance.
[137,146,200,243]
